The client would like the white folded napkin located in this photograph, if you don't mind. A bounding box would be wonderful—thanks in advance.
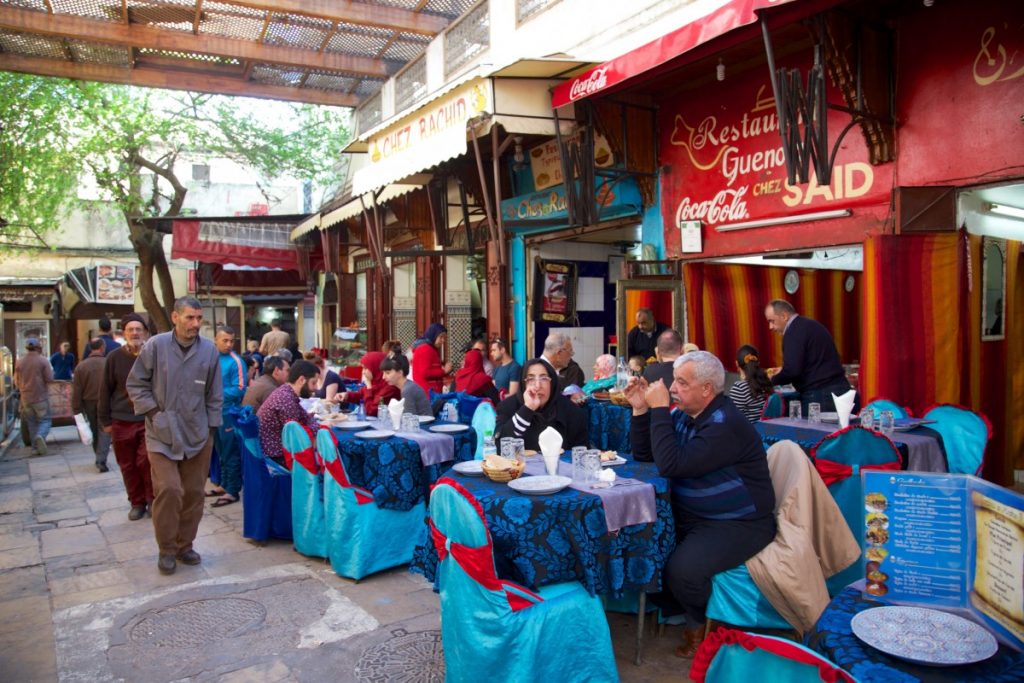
[597,468,616,484]
[388,398,405,431]
[832,390,857,429]
[538,426,563,476]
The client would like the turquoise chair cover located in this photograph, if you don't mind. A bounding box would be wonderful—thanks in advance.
[922,404,991,475]
[429,481,619,683]
[316,428,425,580]
[692,629,857,683]
[761,392,783,419]
[860,398,909,420]
[236,408,292,542]
[284,422,326,559]
[811,427,901,595]
[469,400,496,460]
[707,564,791,630]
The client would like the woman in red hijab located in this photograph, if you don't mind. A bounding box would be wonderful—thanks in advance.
[455,348,500,403]
[334,351,400,417]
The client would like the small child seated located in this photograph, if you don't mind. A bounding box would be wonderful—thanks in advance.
[628,355,646,377]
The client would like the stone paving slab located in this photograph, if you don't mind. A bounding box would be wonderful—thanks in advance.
[0,564,48,604]
[41,524,108,559]
[0,544,42,571]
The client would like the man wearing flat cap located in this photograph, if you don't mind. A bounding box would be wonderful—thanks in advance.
[15,337,53,456]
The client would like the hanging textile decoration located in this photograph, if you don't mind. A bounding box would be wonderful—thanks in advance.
[534,258,578,324]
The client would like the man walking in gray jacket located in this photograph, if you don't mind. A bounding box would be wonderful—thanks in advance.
[127,297,223,575]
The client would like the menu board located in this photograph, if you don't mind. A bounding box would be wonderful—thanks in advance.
[95,265,135,304]
[862,471,1024,649]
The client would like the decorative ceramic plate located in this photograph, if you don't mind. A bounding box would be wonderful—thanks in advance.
[601,455,628,467]
[430,424,469,433]
[850,606,997,666]
[335,421,372,430]
[354,429,395,440]
[418,415,435,423]
[507,475,572,495]
[452,460,484,476]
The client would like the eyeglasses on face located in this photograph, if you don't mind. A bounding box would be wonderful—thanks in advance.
[524,375,552,386]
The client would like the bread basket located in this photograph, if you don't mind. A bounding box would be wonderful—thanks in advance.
[608,391,631,407]
[481,458,525,483]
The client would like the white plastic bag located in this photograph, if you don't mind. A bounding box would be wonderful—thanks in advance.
[74,413,93,446]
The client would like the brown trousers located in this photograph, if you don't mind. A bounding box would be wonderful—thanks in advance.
[148,438,213,557]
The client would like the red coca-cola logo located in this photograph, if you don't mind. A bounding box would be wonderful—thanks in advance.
[568,67,610,101]
[675,187,750,226]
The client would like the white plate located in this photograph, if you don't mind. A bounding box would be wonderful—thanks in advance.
[335,420,372,430]
[452,460,484,476]
[850,606,997,666]
[601,455,628,467]
[354,429,395,440]
[430,424,469,433]
[507,475,572,495]
[418,415,435,423]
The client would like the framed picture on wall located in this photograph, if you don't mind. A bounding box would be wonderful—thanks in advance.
[981,238,1005,341]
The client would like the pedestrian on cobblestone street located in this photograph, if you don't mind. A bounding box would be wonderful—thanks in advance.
[15,336,53,456]
[127,297,223,575]
[99,313,154,520]
[72,338,112,472]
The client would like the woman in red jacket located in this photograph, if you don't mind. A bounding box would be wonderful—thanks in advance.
[455,347,500,403]
[411,323,451,394]
[334,351,400,417]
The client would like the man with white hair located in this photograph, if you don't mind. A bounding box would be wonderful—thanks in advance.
[623,350,775,659]
[539,332,585,389]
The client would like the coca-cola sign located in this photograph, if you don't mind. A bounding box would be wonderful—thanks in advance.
[568,67,610,101]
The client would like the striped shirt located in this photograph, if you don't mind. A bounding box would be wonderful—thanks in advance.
[728,380,769,423]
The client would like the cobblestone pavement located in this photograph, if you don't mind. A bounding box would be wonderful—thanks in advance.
[1,425,687,682]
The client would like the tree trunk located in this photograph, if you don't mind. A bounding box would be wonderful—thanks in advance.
[128,218,173,332]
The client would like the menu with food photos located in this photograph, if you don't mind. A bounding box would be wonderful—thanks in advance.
[861,471,1024,649]
[95,264,135,304]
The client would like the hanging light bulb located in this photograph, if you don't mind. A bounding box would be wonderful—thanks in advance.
[716,59,726,82]
[513,136,525,165]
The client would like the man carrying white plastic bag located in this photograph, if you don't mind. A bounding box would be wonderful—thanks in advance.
[72,338,110,471]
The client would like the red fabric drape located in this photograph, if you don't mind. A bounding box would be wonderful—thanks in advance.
[813,458,902,487]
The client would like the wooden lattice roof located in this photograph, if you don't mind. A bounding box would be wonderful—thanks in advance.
[0,0,476,107]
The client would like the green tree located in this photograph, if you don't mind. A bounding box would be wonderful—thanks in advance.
[0,73,350,331]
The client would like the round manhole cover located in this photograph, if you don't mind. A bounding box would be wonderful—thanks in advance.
[129,598,266,647]
[355,629,444,682]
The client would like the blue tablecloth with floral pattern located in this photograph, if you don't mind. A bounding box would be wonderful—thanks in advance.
[805,585,1024,682]
[585,398,632,453]
[411,457,676,598]
[331,424,476,511]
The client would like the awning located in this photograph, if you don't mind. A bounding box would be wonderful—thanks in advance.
[171,219,306,270]
[349,61,585,197]
[289,213,321,241]
[551,0,800,108]
[319,174,433,231]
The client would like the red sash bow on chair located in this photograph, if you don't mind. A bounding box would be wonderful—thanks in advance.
[292,446,320,475]
[814,458,901,487]
[318,427,374,504]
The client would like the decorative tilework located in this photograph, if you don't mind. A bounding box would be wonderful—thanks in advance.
[446,304,472,370]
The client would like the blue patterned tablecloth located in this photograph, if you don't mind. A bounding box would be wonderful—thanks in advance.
[805,586,1024,682]
[411,457,676,598]
[331,424,476,511]
[586,398,632,453]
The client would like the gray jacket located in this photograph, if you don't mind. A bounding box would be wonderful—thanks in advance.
[127,332,223,460]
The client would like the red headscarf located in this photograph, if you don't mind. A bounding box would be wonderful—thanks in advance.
[347,351,399,416]
[455,348,496,398]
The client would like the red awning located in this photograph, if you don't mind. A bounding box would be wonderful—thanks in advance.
[551,0,800,108]
[171,219,304,270]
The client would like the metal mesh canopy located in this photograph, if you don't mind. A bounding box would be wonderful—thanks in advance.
[0,0,473,108]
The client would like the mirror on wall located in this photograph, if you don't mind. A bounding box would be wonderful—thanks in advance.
[615,279,686,358]
[982,238,1006,341]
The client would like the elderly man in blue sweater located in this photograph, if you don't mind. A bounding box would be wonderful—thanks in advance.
[625,350,776,658]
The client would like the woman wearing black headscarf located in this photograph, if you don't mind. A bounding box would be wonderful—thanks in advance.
[494,358,588,451]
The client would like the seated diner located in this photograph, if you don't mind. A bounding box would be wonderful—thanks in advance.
[256,359,320,467]
[495,358,587,451]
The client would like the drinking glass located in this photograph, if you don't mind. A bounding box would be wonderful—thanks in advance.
[400,413,419,433]
[807,402,821,423]
[789,401,802,421]
[583,449,602,485]
[859,411,874,431]
[377,412,392,431]
[502,438,526,464]
[571,446,588,482]
[879,410,895,436]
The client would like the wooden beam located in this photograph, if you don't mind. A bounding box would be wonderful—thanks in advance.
[0,5,389,77]
[214,0,447,36]
[0,53,358,107]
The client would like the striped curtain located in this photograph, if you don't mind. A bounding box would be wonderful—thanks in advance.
[682,263,860,368]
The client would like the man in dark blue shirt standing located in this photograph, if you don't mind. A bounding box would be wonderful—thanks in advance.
[764,299,852,413]
[83,317,122,358]
[50,342,75,380]
[626,350,775,658]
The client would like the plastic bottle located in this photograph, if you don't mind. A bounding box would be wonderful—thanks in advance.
[356,401,365,421]
[445,400,458,423]
[482,430,497,460]
[615,356,629,391]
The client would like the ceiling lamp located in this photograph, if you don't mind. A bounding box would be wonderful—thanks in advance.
[988,202,1024,221]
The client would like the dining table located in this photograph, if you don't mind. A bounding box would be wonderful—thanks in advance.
[585,397,633,454]
[805,585,1024,682]
[756,417,949,472]
[410,453,676,599]
[330,419,476,511]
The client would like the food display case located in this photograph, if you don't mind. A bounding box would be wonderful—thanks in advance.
[330,327,367,377]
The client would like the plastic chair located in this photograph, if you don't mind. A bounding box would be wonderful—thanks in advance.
[316,428,425,580]
[235,408,292,543]
[284,421,326,559]
[429,480,619,683]
[860,398,910,420]
[691,628,855,683]
[811,426,901,595]
[922,403,992,475]
[469,400,496,460]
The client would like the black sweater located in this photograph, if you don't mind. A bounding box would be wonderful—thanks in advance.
[771,315,848,393]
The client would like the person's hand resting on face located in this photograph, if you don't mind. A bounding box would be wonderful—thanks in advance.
[624,376,650,415]
[644,376,671,409]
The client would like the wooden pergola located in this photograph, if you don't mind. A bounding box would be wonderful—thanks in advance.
[0,0,474,107]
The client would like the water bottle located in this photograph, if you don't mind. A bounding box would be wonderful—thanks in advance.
[445,400,458,423]
[615,356,629,391]
[356,401,365,421]
[482,431,497,460]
